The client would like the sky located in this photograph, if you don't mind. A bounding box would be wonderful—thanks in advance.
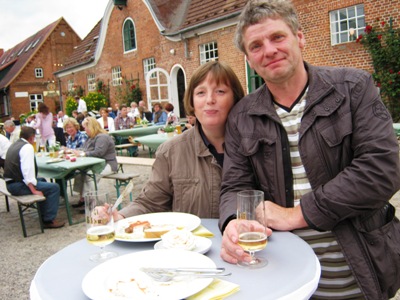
[0,0,110,51]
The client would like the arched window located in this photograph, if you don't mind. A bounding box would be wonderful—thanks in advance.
[123,19,136,52]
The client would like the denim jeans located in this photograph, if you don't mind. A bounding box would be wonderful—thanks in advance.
[7,178,60,222]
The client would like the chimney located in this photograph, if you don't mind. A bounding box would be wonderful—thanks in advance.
[0,49,4,57]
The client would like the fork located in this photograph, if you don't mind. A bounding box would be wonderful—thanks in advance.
[140,267,232,282]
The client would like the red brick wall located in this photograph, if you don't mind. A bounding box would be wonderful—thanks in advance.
[8,20,81,119]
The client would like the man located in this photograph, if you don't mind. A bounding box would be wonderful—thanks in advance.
[56,111,68,128]
[0,133,10,169]
[114,104,138,156]
[4,126,64,229]
[4,120,21,144]
[75,95,87,113]
[219,1,400,299]
[55,111,68,146]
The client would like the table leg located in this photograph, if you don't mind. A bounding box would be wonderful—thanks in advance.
[61,179,73,225]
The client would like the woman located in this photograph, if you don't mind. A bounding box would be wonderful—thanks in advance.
[34,103,55,147]
[152,102,167,125]
[72,117,118,207]
[164,103,179,125]
[97,107,115,132]
[63,118,88,149]
[115,61,244,220]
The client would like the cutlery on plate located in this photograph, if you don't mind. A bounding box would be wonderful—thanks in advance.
[140,267,225,274]
[140,267,231,282]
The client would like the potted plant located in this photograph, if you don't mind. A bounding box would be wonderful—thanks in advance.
[141,118,149,127]
[164,124,175,137]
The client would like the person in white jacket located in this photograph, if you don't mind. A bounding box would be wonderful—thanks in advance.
[97,107,115,132]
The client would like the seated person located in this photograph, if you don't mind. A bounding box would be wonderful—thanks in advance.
[97,107,115,132]
[114,104,138,157]
[114,61,244,220]
[4,120,21,144]
[63,118,88,149]
[4,126,64,228]
[152,102,167,125]
[71,117,118,208]
[0,133,11,169]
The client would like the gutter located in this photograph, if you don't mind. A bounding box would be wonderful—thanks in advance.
[54,57,95,76]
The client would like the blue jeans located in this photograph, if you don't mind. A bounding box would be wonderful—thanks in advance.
[7,178,60,223]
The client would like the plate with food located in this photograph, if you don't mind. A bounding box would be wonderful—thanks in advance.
[82,249,215,300]
[154,229,212,254]
[115,212,201,242]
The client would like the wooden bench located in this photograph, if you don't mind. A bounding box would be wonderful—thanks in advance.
[0,178,46,237]
[116,156,155,167]
[102,172,140,204]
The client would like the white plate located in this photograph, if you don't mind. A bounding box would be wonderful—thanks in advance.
[115,212,201,242]
[154,236,212,254]
[82,249,215,300]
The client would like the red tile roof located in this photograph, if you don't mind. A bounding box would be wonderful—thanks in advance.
[61,19,102,71]
[0,18,62,89]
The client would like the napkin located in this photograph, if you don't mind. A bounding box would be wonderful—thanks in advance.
[192,225,214,237]
[187,278,240,300]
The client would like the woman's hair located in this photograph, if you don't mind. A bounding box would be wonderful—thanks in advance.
[152,102,163,110]
[234,0,301,53]
[63,117,80,131]
[82,117,107,138]
[38,103,49,114]
[164,103,174,112]
[184,60,245,116]
[99,107,108,115]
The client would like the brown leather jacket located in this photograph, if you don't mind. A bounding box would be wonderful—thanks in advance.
[220,63,400,299]
[120,125,222,218]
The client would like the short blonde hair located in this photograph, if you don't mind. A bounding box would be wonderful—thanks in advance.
[63,118,80,131]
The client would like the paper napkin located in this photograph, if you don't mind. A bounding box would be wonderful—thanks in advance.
[192,225,215,237]
[187,278,240,300]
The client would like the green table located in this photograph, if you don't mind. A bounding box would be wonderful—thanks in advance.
[134,133,176,157]
[36,155,106,225]
[393,123,400,137]
[108,124,164,138]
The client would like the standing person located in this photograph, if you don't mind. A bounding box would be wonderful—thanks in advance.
[97,107,115,132]
[4,120,21,144]
[0,133,11,169]
[34,103,56,147]
[75,95,87,113]
[219,1,400,299]
[114,104,137,156]
[114,61,245,220]
[152,102,167,125]
[4,126,64,228]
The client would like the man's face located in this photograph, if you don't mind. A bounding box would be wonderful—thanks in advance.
[243,18,305,85]
[5,126,14,134]
[120,107,128,117]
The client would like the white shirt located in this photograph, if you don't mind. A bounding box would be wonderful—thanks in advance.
[128,108,139,118]
[57,115,68,128]
[77,99,87,113]
[9,126,21,144]
[0,134,10,159]
[19,139,37,186]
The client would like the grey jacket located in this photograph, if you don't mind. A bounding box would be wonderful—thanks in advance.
[119,125,222,218]
[220,63,400,299]
[84,133,118,172]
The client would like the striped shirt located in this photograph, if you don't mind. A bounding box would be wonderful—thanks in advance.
[275,92,363,299]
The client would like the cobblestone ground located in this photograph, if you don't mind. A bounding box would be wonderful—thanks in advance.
[0,149,399,300]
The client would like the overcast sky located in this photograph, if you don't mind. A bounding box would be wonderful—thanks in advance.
[0,0,110,51]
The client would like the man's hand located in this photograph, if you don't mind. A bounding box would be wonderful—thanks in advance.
[261,201,308,231]
[220,219,272,264]
[28,183,44,196]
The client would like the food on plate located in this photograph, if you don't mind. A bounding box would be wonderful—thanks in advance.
[144,224,176,238]
[125,220,151,234]
[161,229,196,250]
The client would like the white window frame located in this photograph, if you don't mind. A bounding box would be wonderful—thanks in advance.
[67,79,74,91]
[199,42,218,64]
[143,57,156,79]
[29,94,43,111]
[330,4,365,45]
[35,68,43,78]
[112,66,122,86]
[123,18,137,53]
[87,74,96,92]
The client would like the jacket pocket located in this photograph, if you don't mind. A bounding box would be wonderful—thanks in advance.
[352,204,400,296]
[171,178,201,213]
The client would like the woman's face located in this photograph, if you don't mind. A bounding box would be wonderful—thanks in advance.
[101,110,108,118]
[193,73,235,130]
[65,124,77,136]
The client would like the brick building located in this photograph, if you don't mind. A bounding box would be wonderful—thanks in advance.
[55,0,399,118]
[0,18,81,121]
